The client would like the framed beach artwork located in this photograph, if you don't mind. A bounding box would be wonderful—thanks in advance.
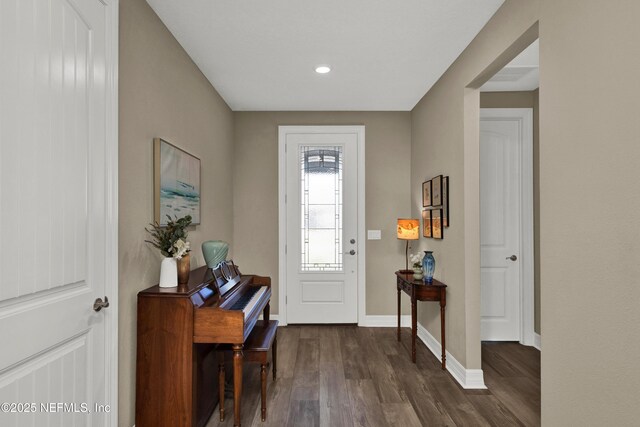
[154,138,201,226]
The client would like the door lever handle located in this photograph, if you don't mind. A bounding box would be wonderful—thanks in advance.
[93,296,110,312]
[506,255,517,261]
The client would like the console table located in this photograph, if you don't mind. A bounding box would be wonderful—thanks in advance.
[396,271,447,369]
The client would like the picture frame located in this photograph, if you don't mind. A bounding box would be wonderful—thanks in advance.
[432,208,443,239]
[422,180,432,207]
[432,175,443,207]
[443,176,449,227]
[422,209,433,238]
[154,138,201,226]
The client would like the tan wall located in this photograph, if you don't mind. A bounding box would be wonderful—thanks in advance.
[118,0,234,425]
[539,1,640,424]
[411,0,540,368]
[480,90,541,334]
[233,112,412,317]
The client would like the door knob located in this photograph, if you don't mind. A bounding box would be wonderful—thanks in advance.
[350,239,356,244]
[345,249,356,255]
[93,296,110,312]
[506,255,517,261]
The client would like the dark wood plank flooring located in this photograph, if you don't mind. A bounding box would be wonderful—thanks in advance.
[206,325,540,427]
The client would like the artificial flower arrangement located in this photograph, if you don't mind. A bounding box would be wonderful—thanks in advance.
[145,214,192,259]
[409,252,424,269]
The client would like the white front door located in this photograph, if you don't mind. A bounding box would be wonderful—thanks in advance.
[281,126,362,324]
[480,109,532,341]
[0,0,117,425]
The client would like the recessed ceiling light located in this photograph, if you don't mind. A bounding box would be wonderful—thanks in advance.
[315,65,331,74]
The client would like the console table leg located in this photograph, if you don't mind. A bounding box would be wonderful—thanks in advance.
[440,301,446,370]
[411,298,417,363]
[397,288,401,342]
[232,344,243,427]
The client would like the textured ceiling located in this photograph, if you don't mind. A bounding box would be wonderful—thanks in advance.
[147,0,505,111]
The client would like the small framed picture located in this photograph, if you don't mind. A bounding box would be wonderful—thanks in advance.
[432,208,443,239]
[443,176,449,227]
[432,175,443,207]
[422,209,433,238]
[422,180,432,207]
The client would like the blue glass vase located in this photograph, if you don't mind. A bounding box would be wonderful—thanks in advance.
[422,251,435,283]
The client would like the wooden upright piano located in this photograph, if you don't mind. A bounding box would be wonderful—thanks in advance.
[136,261,271,427]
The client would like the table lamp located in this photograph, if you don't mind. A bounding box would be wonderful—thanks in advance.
[397,218,419,273]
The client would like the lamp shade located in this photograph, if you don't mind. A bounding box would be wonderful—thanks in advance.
[397,218,419,240]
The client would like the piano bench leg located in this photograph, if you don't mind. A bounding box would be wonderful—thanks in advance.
[272,334,277,381]
[218,358,225,421]
[261,363,267,421]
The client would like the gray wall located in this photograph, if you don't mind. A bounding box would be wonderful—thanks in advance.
[480,90,540,334]
[118,0,234,424]
[233,112,412,316]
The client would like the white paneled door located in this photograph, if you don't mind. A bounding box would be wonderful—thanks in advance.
[0,0,117,425]
[480,109,533,342]
[281,127,363,324]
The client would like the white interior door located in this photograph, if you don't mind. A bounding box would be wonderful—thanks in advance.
[0,0,117,425]
[282,127,362,324]
[480,109,532,341]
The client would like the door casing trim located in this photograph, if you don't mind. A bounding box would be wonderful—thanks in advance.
[105,0,119,425]
[278,126,366,326]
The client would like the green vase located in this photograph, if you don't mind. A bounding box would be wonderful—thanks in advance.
[202,240,229,268]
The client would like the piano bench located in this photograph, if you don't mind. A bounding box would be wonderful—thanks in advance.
[218,320,279,423]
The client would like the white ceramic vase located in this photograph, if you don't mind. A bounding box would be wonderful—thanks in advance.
[159,257,178,288]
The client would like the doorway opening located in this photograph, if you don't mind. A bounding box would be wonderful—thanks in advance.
[478,39,539,348]
[476,36,541,424]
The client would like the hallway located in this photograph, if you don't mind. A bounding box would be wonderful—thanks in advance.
[206,325,540,427]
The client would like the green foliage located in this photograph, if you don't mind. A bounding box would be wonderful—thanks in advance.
[145,215,192,257]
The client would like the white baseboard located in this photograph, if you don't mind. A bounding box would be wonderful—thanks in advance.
[358,315,410,327]
[533,333,541,351]
[416,322,486,389]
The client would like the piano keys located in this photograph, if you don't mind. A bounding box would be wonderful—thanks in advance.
[136,261,271,427]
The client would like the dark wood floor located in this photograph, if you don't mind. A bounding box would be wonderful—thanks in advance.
[206,325,540,427]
